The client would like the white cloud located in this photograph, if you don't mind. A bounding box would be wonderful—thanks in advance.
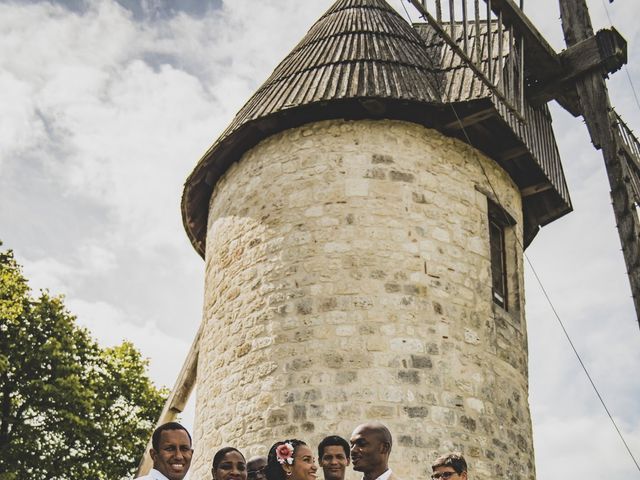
[0,72,45,165]
[19,255,78,295]
[534,415,640,478]
[20,241,117,289]
[67,297,192,388]
[77,243,118,273]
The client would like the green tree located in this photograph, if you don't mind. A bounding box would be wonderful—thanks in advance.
[0,246,167,479]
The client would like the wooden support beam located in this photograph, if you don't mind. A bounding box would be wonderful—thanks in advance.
[483,0,559,79]
[480,0,585,115]
[135,323,203,477]
[538,203,576,226]
[442,108,496,130]
[521,182,552,197]
[527,28,627,109]
[497,145,528,161]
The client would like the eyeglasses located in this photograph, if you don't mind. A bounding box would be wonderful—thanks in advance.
[431,472,458,480]
[248,467,266,478]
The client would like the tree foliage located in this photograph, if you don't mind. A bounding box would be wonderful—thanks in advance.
[0,246,167,479]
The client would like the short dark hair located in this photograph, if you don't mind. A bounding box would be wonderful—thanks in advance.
[318,435,350,460]
[212,447,246,471]
[265,439,307,480]
[151,422,192,451]
[432,453,467,474]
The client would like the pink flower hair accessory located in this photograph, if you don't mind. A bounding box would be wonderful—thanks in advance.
[276,442,294,465]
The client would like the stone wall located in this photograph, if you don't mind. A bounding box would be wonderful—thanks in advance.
[191,119,534,480]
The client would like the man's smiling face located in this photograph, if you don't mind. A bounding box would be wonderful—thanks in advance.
[321,445,350,480]
[150,429,193,480]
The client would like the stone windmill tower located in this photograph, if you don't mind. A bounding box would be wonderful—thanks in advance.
[175,0,588,479]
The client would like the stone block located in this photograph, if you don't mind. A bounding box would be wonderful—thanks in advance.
[345,178,369,196]
[404,406,429,418]
[390,338,424,353]
[390,170,415,182]
[410,355,433,369]
[398,370,420,384]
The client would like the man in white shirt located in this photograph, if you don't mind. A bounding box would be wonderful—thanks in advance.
[137,422,193,480]
[349,422,401,480]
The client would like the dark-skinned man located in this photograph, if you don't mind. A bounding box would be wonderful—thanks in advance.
[318,435,350,480]
[137,422,193,480]
[349,422,401,480]
[247,455,268,480]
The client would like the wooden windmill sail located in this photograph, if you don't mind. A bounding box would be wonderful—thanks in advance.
[558,0,640,327]
[406,0,638,326]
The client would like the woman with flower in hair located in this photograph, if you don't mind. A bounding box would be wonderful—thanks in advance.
[264,439,318,480]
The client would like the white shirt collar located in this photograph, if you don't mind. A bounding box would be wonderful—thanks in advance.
[372,469,392,480]
[148,469,170,480]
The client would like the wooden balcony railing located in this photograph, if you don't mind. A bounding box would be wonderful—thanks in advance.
[408,0,525,118]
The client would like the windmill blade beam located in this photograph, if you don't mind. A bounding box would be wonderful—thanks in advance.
[560,0,640,328]
[527,28,627,111]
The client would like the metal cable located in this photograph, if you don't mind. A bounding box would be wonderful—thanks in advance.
[400,0,414,23]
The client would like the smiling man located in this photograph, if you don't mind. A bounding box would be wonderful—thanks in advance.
[138,422,193,480]
[430,453,468,480]
[318,435,350,480]
[349,422,400,480]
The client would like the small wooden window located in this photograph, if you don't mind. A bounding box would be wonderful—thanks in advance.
[489,217,507,309]
[487,200,514,310]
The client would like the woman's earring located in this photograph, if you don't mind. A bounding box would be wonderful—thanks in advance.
[287,473,292,477]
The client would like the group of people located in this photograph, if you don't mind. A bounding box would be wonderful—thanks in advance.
[138,421,469,480]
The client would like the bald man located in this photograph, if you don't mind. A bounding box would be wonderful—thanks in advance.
[349,422,401,480]
[247,456,267,480]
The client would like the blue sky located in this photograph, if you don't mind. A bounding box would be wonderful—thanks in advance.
[1,0,639,478]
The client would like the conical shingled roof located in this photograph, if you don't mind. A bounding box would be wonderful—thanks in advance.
[230,0,442,124]
[182,0,572,256]
[182,0,444,257]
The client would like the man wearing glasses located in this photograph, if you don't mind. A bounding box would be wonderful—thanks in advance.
[247,455,267,480]
[431,453,468,480]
